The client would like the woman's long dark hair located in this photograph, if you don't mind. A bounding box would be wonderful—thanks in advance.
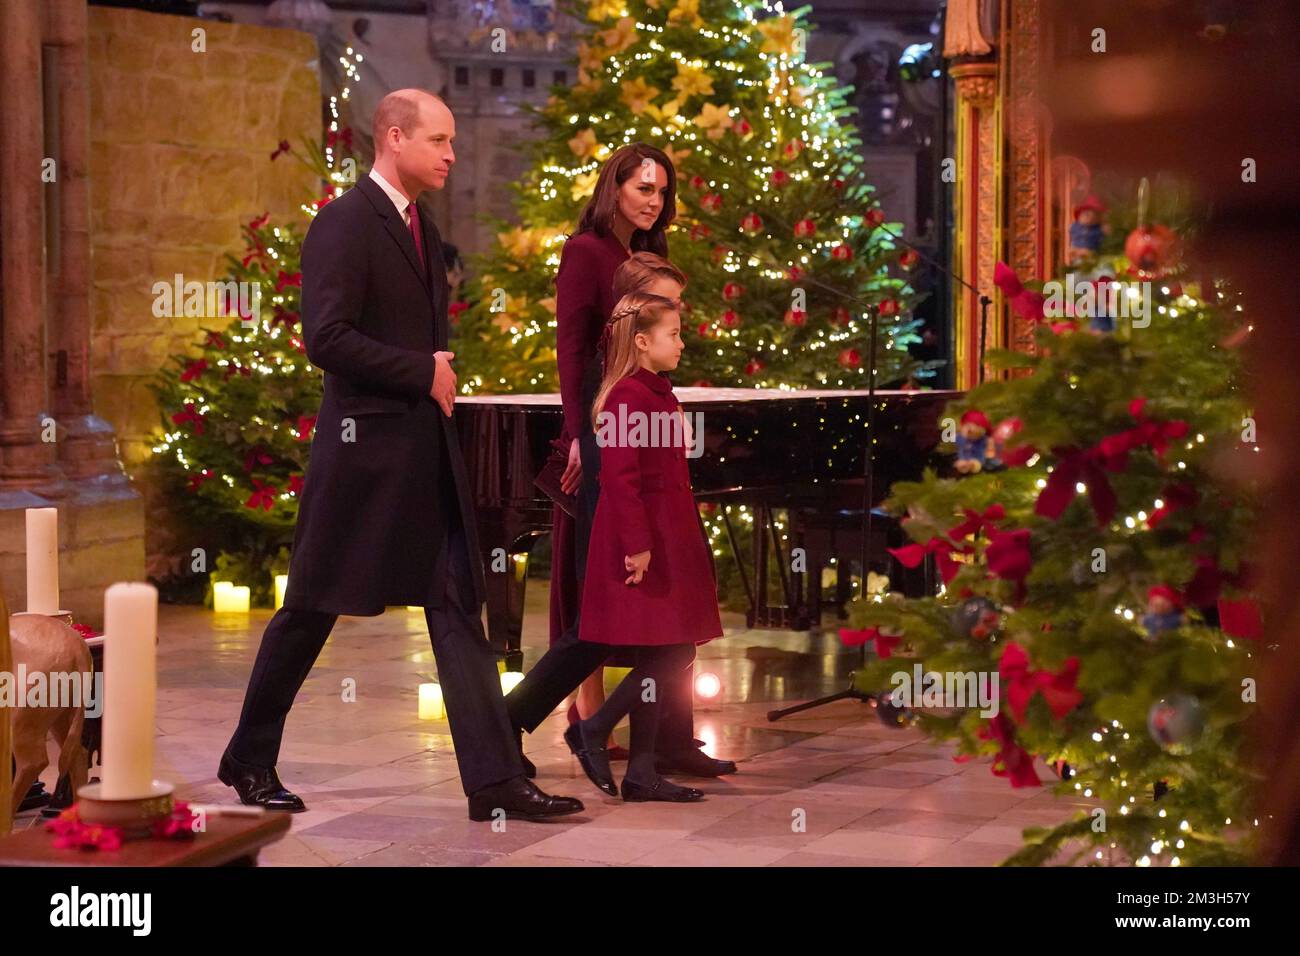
[574,143,676,257]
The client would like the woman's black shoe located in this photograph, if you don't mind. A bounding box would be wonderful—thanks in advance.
[563,723,617,796]
[621,776,705,803]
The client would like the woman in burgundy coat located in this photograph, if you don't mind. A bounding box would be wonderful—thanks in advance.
[564,291,724,802]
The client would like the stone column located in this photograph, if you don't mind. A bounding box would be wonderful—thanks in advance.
[44,0,131,487]
[0,0,68,499]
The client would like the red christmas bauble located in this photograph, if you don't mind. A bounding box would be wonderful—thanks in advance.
[696,322,712,338]
[838,348,861,368]
[794,218,816,237]
[689,223,711,241]
[711,244,729,264]
[744,358,764,376]
[832,243,853,261]
[784,309,807,326]
[700,193,722,212]
[834,306,851,326]
[722,282,744,300]
[878,298,900,317]
[740,212,763,234]
[899,249,919,269]
[689,174,707,190]
[1124,224,1182,276]
[787,265,804,281]
[783,139,804,159]
[734,118,753,137]
[864,208,885,229]
[722,310,741,328]
[770,169,790,187]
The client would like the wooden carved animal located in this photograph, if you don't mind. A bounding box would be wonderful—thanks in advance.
[7,614,92,819]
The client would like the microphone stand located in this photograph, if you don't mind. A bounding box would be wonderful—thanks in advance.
[764,224,992,722]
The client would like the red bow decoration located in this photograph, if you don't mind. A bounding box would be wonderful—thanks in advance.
[1147,481,1199,529]
[248,212,271,231]
[270,140,291,161]
[187,469,214,493]
[286,473,305,496]
[274,270,303,294]
[270,305,299,330]
[170,402,205,435]
[245,479,279,512]
[204,331,226,350]
[946,504,1006,541]
[888,537,968,584]
[980,712,1042,788]
[839,626,903,658]
[180,359,208,382]
[993,262,1046,323]
[243,446,273,473]
[986,528,1033,602]
[999,642,1082,725]
[326,127,353,151]
[1035,445,1118,526]
[295,415,316,441]
[1096,398,1188,468]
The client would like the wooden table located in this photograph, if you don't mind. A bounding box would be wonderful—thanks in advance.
[0,811,291,867]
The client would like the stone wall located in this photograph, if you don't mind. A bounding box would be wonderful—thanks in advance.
[87,6,321,471]
[77,7,321,591]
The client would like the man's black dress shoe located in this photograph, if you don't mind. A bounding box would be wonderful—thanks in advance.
[655,748,737,777]
[218,749,306,812]
[564,723,617,796]
[514,729,537,779]
[621,776,705,803]
[468,776,584,822]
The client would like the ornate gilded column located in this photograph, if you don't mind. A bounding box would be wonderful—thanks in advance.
[949,60,1000,389]
[0,0,68,499]
[1000,0,1051,355]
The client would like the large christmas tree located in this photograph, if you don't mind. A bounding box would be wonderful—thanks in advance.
[454,0,933,393]
[842,226,1262,865]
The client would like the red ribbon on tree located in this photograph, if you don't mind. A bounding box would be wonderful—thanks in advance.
[980,712,1042,788]
[986,527,1033,602]
[245,479,279,512]
[170,402,205,435]
[888,537,968,584]
[999,642,1082,725]
[946,504,1006,541]
[839,626,903,658]
[180,359,207,382]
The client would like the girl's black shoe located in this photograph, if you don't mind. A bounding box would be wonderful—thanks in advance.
[620,776,705,803]
[564,723,617,796]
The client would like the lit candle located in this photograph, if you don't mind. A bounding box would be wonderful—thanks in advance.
[213,582,250,613]
[418,683,445,720]
[500,671,525,694]
[274,574,288,610]
[25,507,59,614]
[101,582,158,799]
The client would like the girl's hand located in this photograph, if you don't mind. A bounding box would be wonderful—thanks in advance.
[561,438,582,494]
[624,550,651,585]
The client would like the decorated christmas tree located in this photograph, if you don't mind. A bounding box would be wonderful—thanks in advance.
[842,224,1262,866]
[453,0,934,393]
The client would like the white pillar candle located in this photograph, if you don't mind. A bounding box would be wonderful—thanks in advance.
[274,574,288,610]
[101,582,158,800]
[25,507,59,614]
[418,682,445,720]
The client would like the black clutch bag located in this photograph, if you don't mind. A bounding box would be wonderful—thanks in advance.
[534,437,578,517]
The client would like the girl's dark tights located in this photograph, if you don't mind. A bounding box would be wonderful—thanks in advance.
[578,643,696,784]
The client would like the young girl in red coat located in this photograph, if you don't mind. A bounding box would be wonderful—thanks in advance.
[564,290,724,802]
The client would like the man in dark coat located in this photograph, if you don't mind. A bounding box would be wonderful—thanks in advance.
[219,89,583,823]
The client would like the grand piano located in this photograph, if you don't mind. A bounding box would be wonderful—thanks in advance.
[457,386,957,669]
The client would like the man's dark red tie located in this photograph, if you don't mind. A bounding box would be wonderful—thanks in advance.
[407,207,426,279]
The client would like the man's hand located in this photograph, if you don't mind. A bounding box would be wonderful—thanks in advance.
[624,550,650,585]
[561,438,582,495]
[431,350,457,417]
